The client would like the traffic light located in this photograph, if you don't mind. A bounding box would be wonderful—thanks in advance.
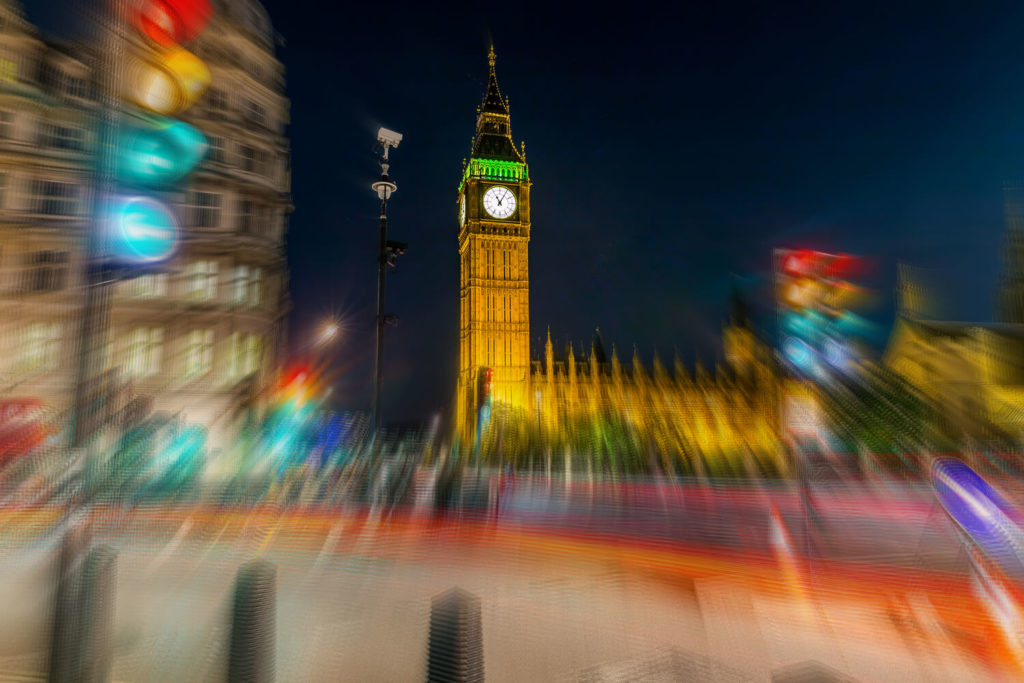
[106,0,213,267]
[133,0,212,46]
[477,367,494,410]
[106,196,180,263]
[126,48,210,115]
[124,0,211,114]
[114,116,207,186]
[280,365,312,405]
[776,249,864,376]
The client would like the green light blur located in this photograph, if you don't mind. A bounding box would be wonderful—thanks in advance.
[114,117,207,187]
[459,157,528,193]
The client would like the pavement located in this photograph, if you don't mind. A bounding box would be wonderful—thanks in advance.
[0,479,1016,680]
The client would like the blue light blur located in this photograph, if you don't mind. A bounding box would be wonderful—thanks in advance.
[106,195,179,263]
[822,337,848,369]
[782,336,818,374]
[931,457,1024,578]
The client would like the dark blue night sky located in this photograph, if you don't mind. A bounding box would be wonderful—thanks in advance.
[24,0,1024,423]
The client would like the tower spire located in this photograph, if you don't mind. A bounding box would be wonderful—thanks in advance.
[470,44,523,162]
[480,45,509,117]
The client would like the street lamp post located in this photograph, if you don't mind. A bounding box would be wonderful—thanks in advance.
[370,128,404,436]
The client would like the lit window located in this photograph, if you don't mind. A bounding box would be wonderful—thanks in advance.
[244,334,263,375]
[186,261,218,301]
[232,264,250,303]
[125,327,163,378]
[0,56,16,83]
[122,273,167,298]
[249,268,262,305]
[231,265,263,305]
[228,332,263,380]
[185,329,214,378]
[21,323,61,371]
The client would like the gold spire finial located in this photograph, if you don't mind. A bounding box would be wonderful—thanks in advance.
[488,44,496,69]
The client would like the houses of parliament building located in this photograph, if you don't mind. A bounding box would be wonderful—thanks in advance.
[453,49,784,474]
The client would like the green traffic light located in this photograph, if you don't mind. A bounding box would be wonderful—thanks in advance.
[114,116,207,187]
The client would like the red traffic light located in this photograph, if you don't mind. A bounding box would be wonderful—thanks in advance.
[280,365,309,389]
[783,250,864,280]
[477,367,494,407]
[821,253,865,279]
[135,0,212,47]
[782,249,818,277]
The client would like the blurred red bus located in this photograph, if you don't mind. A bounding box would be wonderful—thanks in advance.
[0,398,56,462]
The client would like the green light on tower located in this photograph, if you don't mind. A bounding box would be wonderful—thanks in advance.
[459,157,527,193]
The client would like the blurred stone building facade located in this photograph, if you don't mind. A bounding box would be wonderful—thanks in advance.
[884,187,1024,444]
[520,318,783,475]
[0,0,290,454]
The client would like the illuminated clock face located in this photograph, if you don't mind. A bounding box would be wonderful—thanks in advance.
[483,186,516,219]
[460,194,466,226]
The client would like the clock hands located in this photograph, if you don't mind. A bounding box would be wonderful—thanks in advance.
[483,186,514,217]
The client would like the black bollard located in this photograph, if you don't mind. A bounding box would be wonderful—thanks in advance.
[79,545,117,683]
[426,587,483,683]
[228,559,276,683]
[48,526,89,683]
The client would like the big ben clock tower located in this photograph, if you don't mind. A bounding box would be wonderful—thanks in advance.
[456,46,532,441]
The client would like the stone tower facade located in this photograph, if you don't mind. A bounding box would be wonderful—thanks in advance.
[455,47,531,442]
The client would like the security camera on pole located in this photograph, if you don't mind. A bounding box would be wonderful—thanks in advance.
[371,127,405,436]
